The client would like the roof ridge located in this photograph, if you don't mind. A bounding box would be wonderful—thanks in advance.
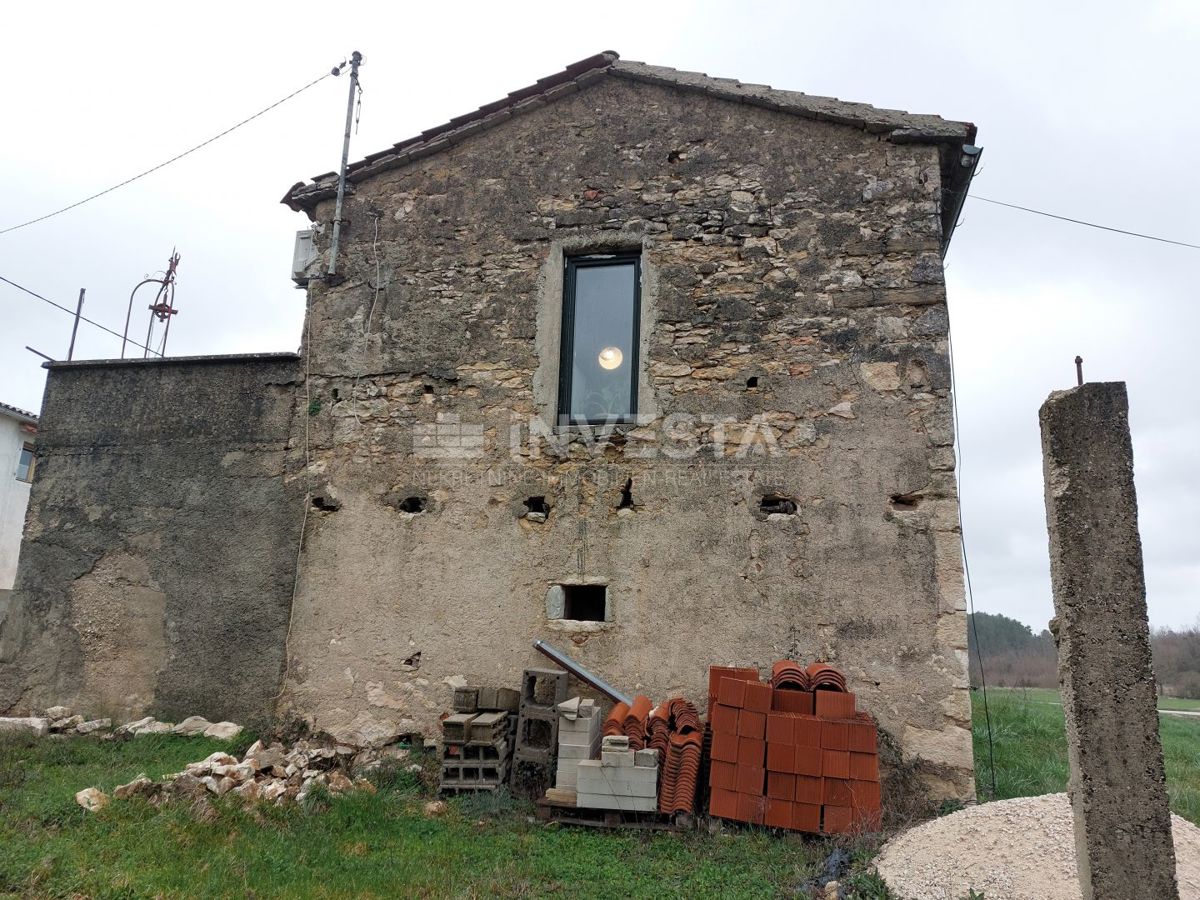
[282,52,975,215]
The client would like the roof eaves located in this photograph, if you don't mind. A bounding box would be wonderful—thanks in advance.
[281,51,619,214]
[0,401,39,424]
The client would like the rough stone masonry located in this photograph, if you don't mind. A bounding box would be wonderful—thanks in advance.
[1040,382,1178,900]
[1,53,979,807]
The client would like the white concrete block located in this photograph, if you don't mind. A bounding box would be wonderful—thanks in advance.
[601,750,634,767]
[576,792,658,812]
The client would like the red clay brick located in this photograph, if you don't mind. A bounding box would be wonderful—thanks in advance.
[822,750,850,779]
[851,779,882,808]
[765,713,794,745]
[847,720,877,753]
[709,787,738,820]
[849,751,879,782]
[737,792,766,825]
[793,802,821,833]
[794,774,823,804]
[708,666,758,704]
[767,771,795,800]
[709,760,737,791]
[765,797,793,829]
[737,737,765,768]
[794,745,823,777]
[793,715,822,748]
[711,730,739,764]
[823,777,854,807]
[814,690,856,720]
[772,689,814,714]
[744,682,773,713]
[718,677,749,709]
[823,805,853,834]
[766,741,794,773]
[735,765,765,796]
[820,721,850,751]
[738,709,766,740]
[710,703,739,735]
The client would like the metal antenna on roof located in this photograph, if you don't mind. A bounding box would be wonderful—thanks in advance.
[326,51,363,281]
[121,250,179,359]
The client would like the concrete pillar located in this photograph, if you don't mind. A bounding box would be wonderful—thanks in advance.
[1039,382,1178,900]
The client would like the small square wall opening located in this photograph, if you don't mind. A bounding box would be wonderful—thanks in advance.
[562,584,607,622]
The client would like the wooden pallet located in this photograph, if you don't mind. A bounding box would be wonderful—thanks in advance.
[535,796,681,831]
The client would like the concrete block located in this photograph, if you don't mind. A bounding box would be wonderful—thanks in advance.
[576,792,658,812]
[601,735,629,751]
[601,750,634,767]
[556,743,595,760]
[634,749,659,767]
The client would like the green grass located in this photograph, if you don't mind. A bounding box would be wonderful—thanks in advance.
[973,687,1200,824]
[0,731,878,899]
[6,690,1197,898]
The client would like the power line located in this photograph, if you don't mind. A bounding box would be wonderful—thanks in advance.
[969,195,1200,251]
[0,69,336,236]
[0,274,161,358]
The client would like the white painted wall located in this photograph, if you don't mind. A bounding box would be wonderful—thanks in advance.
[0,412,35,589]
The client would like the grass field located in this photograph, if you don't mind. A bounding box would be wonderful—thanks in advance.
[972,687,1200,824]
[2,691,1196,898]
[0,732,892,899]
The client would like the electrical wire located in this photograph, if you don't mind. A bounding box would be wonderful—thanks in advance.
[0,273,162,358]
[0,69,336,236]
[969,195,1200,251]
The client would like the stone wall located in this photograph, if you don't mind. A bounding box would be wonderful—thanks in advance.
[0,354,302,727]
[283,76,973,802]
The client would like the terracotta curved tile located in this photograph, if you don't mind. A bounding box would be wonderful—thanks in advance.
[604,702,629,736]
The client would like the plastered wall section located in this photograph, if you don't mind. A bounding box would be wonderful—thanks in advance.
[0,355,303,726]
[0,416,34,589]
[282,76,973,802]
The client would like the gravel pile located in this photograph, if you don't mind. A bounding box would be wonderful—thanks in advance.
[875,793,1200,900]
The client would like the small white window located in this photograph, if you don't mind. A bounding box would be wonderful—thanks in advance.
[16,443,34,483]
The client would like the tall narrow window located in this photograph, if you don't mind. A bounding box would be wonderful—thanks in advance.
[558,254,640,425]
[16,443,34,483]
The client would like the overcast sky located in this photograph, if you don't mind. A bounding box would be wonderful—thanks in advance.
[2,1,1196,631]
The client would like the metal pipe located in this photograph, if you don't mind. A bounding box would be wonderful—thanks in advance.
[533,639,632,706]
[68,288,84,360]
[327,51,362,278]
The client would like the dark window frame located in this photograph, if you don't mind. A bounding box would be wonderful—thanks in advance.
[557,253,642,426]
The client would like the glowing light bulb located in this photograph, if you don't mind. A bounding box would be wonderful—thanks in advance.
[598,346,624,370]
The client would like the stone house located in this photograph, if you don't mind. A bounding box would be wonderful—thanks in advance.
[0,52,979,805]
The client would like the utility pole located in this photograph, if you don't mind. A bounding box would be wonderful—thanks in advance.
[327,51,363,279]
[68,288,84,360]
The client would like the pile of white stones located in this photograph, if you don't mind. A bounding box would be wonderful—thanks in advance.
[74,738,411,812]
[0,706,243,741]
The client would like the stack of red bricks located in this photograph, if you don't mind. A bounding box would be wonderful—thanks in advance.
[706,662,882,834]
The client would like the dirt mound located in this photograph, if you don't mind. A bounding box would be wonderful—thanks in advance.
[875,793,1200,899]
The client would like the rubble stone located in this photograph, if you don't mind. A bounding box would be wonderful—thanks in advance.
[203,721,243,740]
[171,716,212,736]
[0,717,49,737]
[75,787,109,812]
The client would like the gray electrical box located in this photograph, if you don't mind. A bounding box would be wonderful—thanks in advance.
[292,230,318,286]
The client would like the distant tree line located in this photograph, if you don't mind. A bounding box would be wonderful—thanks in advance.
[967,612,1200,698]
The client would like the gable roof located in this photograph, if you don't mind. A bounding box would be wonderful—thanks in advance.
[282,51,979,247]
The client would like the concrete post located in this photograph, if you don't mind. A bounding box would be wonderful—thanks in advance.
[1039,382,1178,900]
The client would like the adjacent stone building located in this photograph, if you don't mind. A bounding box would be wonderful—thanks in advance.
[0,52,980,805]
